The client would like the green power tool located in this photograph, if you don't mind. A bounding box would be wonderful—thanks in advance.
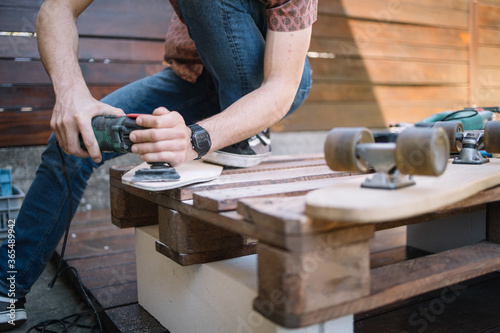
[415,107,498,130]
[80,114,180,182]
[80,114,143,153]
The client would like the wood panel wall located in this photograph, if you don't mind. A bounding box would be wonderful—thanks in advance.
[1,0,499,146]
[0,0,172,147]
[274,0,480,131]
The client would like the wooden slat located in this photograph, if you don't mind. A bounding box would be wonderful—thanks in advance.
[479,27,500,45]
[165,165,349,201]
[478,3,500,28]
[0,36,164,62]
[0,1,173,39]
[0,85,122,110]
[0,110,52,147]
[313,15,469,48]
[273,102,469,131]
[310,58,468,84]
[318,0,468,29]
[0,60,165,85]
[309,38,468,62]
[305,84,469,103]
[193,175,365,212]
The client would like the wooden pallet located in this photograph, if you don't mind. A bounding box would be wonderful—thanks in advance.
[109,153,500,329]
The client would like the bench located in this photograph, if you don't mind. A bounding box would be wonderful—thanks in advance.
[109,153,500,332]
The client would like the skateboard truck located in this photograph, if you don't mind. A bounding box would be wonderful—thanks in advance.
[432,120,500,165]
[131,162,180,182]
[324,127,450,190]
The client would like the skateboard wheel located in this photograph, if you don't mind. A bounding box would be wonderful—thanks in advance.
[433,121,463,153]
[395,127,450,176]
[484,121,500,154]
[324,127,374,172]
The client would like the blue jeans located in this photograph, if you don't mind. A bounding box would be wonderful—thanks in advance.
[0,0,312,298]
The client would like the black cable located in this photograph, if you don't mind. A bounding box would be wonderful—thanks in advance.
[28,142,103,333]
[441,109,478,121]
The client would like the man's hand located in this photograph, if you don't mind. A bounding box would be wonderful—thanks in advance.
[51,87,124,162]
[130,107,194,166]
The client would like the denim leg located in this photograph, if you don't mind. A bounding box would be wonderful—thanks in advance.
[0,67,220,297]
[177,0,312,114]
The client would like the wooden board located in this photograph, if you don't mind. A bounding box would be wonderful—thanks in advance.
[122,161,223,191]
[306,159,500,223]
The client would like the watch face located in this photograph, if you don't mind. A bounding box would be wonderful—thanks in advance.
[190,125,211,158]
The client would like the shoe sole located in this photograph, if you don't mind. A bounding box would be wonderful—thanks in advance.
[0,309,27,331]
[202,151,271,168]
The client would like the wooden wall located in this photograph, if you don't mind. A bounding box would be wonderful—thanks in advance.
[1,0,500,146]
[274,0,475,131]
[0,0,172,147]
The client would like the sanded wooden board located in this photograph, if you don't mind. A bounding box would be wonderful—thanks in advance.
[193,175,366,212]
[306,158,500,223]
[122,161,223,191]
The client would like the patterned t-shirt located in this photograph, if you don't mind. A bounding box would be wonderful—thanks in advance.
[164,0,318,83]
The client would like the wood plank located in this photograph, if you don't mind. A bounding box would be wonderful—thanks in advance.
[313,15,469,48]
[310,58,468,84]
[309,38,468,62]
[478,45,500,66]
[55,227,135,260]
[110,184,159,228]
[238,185,500,235]
[273,102,466,131]
[257,242,500,328]
[158,207,248,254]
[0,1,173,39]
[256,227,374,318]
[0,35,164,62]
[479,27,500,45]
[193,175,366,212]
[478,3,500,29]
[305,84,469,103]
[0,110,52,147]
[0,59,165,85]
[166,165,350,201]
[0,85,122,110]
[318,0,468,29]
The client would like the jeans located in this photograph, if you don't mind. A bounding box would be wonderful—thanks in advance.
[0,0,312,298]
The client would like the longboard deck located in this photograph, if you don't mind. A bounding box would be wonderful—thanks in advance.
[122,161,223,191]
[305,158,500,223]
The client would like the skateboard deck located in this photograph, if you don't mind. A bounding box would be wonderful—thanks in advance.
[122,160,223,191]
[305,158,500,223]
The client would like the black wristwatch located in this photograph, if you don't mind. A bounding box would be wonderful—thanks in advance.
[188,124,211,160]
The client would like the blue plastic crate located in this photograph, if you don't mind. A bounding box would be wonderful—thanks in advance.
[0,185,24,239]
[0,169,12,196]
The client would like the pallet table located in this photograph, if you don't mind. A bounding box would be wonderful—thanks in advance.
[109,153,500,332]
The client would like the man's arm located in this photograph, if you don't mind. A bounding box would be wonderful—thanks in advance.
[36,0,124,162]
[132,27,312,164]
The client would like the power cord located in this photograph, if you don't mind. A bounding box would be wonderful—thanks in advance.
[26,142,103,333]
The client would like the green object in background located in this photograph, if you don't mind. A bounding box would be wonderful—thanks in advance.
[415,108,497,130]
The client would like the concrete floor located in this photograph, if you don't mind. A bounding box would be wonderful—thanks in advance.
[4,258,105,333]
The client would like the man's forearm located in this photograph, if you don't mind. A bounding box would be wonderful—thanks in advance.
[36,0,92,97]
[198,27,312,153]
